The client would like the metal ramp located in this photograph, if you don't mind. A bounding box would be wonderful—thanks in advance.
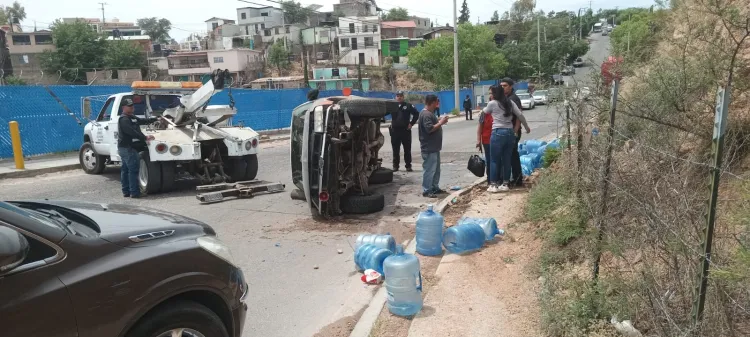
[196,180,285,204]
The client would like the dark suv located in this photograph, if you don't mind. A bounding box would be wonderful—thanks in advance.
[0,200,247,337]
[290,96,397,218]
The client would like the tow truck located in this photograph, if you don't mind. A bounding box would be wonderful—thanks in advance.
[79,69,261,195]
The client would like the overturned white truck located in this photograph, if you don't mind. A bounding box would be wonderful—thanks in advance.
[79,70,260,194]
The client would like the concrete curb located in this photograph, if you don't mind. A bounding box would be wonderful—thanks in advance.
[349,176,487,337]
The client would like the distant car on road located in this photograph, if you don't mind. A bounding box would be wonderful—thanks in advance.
[607,25,613,32]
[517,93,536,109]
[515,89,529,95]
[533,90,549,105]
[573,57,585,67]
[551,74,565,86]
[0,200,248,337]
[561,66,575,75]
[602,30,609,36]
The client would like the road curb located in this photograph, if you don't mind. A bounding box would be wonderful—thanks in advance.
[348,176,487,337]
[0,163,81,179]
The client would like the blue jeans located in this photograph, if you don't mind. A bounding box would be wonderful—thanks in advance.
[118,147,140,196]
[489,128,515,184]
[482,144,491,184]
[421,152,441,193]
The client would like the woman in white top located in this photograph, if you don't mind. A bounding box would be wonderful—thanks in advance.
[483,85,531,192]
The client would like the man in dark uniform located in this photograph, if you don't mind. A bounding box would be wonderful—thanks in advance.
[463,94,473,120]
[501,78,524,187]
[388,91,420,172]
[117,97,157,198]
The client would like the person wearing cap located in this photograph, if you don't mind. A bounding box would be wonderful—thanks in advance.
[117,97,157,198]
[500,78,524,187]
[389,91,420,172]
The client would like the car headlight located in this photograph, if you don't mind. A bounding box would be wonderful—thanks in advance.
[197,236,235,265]
[313,106,324,133]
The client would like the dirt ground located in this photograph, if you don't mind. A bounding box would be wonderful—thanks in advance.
[370,184,544,337]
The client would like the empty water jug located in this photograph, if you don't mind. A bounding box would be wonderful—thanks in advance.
[442,223,486,254]
[355,234,397,252]
[354,244,393,274]
[457,217,503,241]
[415,204,444,256]
[383,246,423,316]
[524,140,547,154]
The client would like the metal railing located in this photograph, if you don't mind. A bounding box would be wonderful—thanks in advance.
[169,62,210,69]
[337,27,379,34]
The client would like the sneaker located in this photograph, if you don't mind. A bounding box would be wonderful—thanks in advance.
[123,194,130,198]
[422,192,439,198]
[406,167,413,172]
[499,184,510,192]
[487,185,499,193]
[393,167,400,171]
[434,188,448,195]
[130,194,143,199]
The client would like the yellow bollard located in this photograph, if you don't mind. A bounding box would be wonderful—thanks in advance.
[9,121,24,170]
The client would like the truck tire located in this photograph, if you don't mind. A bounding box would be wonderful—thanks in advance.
[79,142,105,174]
[244,154,259,180]
[228,158,247,182]
[138,151,162,195]
[338,98,388,118]
[368,168,394,185]
[340,192,385,214]
[160,162,176,192]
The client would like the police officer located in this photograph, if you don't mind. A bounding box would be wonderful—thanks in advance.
[389,91,420,172]
[118,98,157,198]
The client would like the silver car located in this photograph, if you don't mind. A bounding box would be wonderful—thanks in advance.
[517,93,535,109]
[533,90,549,105]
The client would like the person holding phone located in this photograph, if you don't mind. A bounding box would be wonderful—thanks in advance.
[418,94,449,198]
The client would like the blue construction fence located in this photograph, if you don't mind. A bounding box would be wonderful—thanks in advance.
[0,86,471,159]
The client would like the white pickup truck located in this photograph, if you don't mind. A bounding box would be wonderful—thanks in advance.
[79,69,260,194]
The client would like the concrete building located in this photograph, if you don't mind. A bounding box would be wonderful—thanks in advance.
[261,24,303,47]
[180,34,207,51]
[310,67,370,91]
[337,16,380,66]
[410,16,432,36]
[167,48,263,84]
[5,30,57,84]
[205,17,236,33]
[333,0,380,17]
[381,21,417,39]
[381,37,423,64]
[61,18,142,37]
[236,6,284,36]
[247,75,306,89]
[301,26,337,62]
[107,35,152,52]
[423,27,455,40]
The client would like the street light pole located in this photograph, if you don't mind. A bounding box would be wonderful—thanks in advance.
[453,0,460,112]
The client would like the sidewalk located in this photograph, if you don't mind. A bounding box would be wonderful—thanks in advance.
[0,132,291,179]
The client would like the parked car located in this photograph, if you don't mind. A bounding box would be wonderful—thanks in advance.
[551,74,565,86]
[515,89,529,95]
[573,57,585,67]
[290,96,398,218]
[533,90,549,105]
[517,93,536,109]
[607,25,613,32]
[602,30,609,36]
[561,66,576,75]
[0,200,247,337]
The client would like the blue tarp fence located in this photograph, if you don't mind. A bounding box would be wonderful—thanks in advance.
[0,86,471,159]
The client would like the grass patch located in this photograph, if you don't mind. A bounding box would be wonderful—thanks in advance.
[542,147,562,168]
[525,169,574,222]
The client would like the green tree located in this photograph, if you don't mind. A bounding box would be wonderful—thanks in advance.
[137,17,172,44]
[105,40,146,69]
[408,24,508,88]
[0,1,26,25]
[39,20,108,83]
[458,0,471,24]
[3,75,26,85]
[268,42,289,75]
[281,1,312,25]
[491,11,500,22]
[383,7,409,21]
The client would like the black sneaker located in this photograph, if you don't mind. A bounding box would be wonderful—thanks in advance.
[422,192,438,198]
[406,167,413,172]
[130,194,142,199]
[123,194,130,198]
[393,167,400,171]
[434,189,448,195]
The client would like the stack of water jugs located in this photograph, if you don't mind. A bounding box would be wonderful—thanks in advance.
[518,138,561,176]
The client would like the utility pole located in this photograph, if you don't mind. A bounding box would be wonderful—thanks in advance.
[537,16,542,82]
[452,0,460,112]
[544,25,547,43]
[98,2,108,24]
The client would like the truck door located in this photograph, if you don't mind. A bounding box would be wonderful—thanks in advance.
[106,97,124,162]
[92,97,115,156]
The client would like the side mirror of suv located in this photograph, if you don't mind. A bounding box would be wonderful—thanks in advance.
[0,226,29,274]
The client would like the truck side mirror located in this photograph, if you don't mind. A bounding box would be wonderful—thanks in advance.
[0,226,30,275]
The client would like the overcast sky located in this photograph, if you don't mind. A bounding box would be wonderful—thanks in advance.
[15,0,657,41]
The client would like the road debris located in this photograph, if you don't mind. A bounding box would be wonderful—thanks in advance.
[196,179,285,204]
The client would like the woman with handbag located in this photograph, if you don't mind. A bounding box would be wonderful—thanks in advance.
[476,88,495,183]
[484,85,531,192]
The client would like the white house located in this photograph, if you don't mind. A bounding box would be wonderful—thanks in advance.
[205,17,236,33]
[236,6,284,36]
[337,16,381,66]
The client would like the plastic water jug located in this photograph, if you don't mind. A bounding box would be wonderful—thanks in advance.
[537,144,548,155]
[456,217,503,241]
[354,244,393,274]
[355,234,397,252]
[442,223,486,254]
[524,140,547,154]
[547,139,560,149]
[415,204,444,256]
[383,246,423,316]
[528,152,542,168]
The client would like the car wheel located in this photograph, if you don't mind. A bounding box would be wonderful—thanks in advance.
[368,168,394,185]
[340,191,385,214]
[160,162,176,192]
[79,142,105,174]
[338,98,388,118]
[125,300,228,337]
[244,154,259,180]
[138,151,162,195]
[228,158,248,182]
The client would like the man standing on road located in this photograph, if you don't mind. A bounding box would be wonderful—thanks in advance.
[464,94,473,120]
[418,94,449,198]
[389,91,420,172]
[501,78,524,188]
[118,98,156,198]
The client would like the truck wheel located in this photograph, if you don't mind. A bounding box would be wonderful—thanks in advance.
[228,158,247,182]
[160,162,176,192]
[368,168,394,184]
[340,192,385,214]
[138,151,162,195]
[338,98,388,118]
[244,154,259,180]
[79,143,105,174]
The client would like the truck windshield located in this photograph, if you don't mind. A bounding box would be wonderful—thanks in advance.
[120,94,181,117]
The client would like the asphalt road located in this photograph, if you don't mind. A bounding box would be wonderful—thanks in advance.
[0,36,609,337]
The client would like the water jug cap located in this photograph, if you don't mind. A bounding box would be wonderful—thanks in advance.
[395,245,404,254]
[427,204,434,211]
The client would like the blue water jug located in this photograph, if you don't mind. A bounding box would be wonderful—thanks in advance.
[519,149,528,156]
[456,217,503,241]
[547,139,560,149]
[522,164,534,176]
[415,204,444,256]
[442,223,486,254]
[528,152,542,168]
[383,246,423,316]
[537,144,548,155]
[524,140,547,154]
[354,244,392,274]
[355,234,397,252]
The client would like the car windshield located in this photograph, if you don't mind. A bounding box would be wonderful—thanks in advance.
[534,90,548,96]
[518,94,531,100]
[10,202,100,237]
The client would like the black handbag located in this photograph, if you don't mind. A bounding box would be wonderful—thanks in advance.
[467,152,486,177]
